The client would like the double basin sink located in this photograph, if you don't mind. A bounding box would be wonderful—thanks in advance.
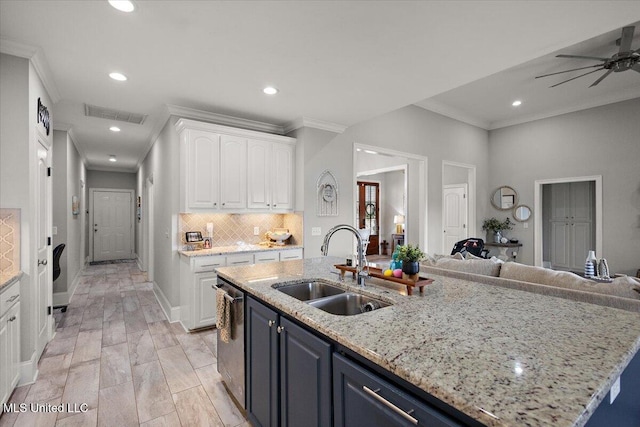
[274,280,391,316]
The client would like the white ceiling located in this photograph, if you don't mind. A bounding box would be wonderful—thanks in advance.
[1,1,640,172]
[416,20,640,130]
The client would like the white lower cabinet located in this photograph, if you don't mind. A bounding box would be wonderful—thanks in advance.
[1,279,20,407]
[279,248,303,261]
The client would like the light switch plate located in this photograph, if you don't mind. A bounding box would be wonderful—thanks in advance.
[610,376,620,404]
[52,226,57,235]
[311,227,321,236]
[523,222,529,229]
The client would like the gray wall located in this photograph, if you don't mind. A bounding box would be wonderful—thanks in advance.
[87,170,136,190]
[52,130,86,302]
[137,117,180,308]
[488,98,640,275]
[332,105,490,255]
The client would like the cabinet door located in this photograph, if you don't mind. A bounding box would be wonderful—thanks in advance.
[247,140,271,209]
[570,181,594,222]
[0,312,8,406]
[279,317,331,427]
[550,221,570,269]
[550,183,570,221]
[333,353,461,427]
[220,135,247,209]
[271,143,294,210]
[187,130,219,209]
[7,302,20,390]
[571,222,593,271]
[246,297,279,427]
[195,274,217,329]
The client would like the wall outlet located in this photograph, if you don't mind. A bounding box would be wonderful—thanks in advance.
[253,226,260,236]
[523,222,529,229]
[610,376,620,404]
[52,226,57,235]
[311,227,321,236]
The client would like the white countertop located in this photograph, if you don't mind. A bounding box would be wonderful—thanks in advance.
[178,244,303,257]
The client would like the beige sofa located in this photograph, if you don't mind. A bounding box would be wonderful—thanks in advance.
[420,255,640,312]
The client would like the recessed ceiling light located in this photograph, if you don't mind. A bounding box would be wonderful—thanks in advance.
[109,72,127,81]
[109,155,117,162]
[108,0,135,13]
[109,126,121,132]
[512,100,522,107]
[263,86,278,95]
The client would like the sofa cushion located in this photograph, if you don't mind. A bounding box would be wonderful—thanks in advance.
[422,252,464,266]
[434,257,502,277]
[499,262,640,300]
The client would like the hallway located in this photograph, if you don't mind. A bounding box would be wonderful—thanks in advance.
[0,262,248,427]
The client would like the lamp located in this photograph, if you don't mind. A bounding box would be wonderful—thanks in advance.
[393,215,405,234]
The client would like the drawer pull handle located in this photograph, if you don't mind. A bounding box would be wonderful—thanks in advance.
[362,385,418,425]
[268,320,275,327]
[38,259,47,266]
[8,316,16,322]
[231,261,247,265]
[277,326,285,334]
[7,295,19,302]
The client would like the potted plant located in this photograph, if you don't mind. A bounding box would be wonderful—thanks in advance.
[482,217,513,243]
[396,244,425,275]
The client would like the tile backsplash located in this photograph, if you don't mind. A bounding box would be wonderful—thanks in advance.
[0,209,20,274]
[179,212,303,248]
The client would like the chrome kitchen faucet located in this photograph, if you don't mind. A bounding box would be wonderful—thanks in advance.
[321,224,369,287]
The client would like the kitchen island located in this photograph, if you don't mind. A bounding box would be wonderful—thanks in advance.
[215,257,640,427]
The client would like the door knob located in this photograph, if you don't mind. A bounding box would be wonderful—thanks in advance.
[38,259,47,266]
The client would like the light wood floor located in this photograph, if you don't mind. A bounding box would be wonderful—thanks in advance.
[0,262,249,427]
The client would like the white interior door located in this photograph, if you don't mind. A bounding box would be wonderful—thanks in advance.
[93,190,133,262]
[36,137,52,354]
[443,184,468,253]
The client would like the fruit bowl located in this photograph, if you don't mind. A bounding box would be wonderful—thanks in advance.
[266,229,291,246]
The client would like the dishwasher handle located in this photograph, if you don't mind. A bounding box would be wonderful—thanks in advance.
[213,284,244,304]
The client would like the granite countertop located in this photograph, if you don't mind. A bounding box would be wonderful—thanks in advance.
[178,244,303,257]
[216,257,640,427]
[0,271,23,292]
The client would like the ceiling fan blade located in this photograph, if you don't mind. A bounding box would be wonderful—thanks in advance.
[589,69,613,87]
[535,63,604,79]
[618,26,635,53]
[550,68,605,88]
[556,54,609,61]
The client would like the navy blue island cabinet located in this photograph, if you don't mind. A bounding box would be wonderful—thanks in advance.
[246,296,332,427]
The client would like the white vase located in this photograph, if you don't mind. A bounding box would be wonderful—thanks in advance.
[585,251,597,278]
[493,231,502,243]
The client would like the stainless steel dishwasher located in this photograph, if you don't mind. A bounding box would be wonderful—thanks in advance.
[215,277,245,409]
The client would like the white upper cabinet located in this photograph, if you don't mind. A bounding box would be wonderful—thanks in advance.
[247,139,271,209]
[186,130,220,209]
[271,142,294,210]
[177,119,296,213]
[220,135,247,210]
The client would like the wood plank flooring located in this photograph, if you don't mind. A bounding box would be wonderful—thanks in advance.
[0,262,249,427]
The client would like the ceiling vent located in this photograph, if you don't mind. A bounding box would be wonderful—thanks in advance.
[84,104,147,125]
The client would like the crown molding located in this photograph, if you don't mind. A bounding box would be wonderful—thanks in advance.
[0,38,61,103]
[283,116,348,134]
[488,90,640,130]
[166,104,284,135]
[413,99,490,130]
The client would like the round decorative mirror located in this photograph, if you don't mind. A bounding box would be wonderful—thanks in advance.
[513,205,532,222]
[491,186,518,210]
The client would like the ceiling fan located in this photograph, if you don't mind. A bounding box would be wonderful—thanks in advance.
[536,25,640,88]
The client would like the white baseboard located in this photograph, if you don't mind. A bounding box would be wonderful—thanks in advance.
[152,281,180,323]
[18,350,39,386]
[52,270,81,306]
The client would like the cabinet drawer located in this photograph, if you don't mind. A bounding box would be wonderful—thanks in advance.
[193,256,226,273]
[1,280,20,316]
[226,253,254,266]
[279,248,303,261]
[254,251,280,264]
[333,353,462,427]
